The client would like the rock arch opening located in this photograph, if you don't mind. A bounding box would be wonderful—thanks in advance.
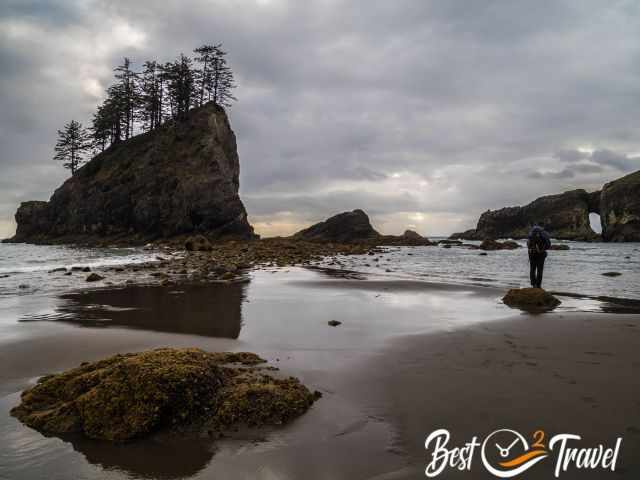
[589,212,602,235]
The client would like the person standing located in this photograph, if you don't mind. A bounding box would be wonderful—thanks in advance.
[527,224,551,288]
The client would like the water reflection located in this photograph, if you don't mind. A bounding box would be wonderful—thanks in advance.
[20,281,248,339]
[61,432,216,480]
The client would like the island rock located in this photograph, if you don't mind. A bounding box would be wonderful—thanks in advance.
[7,102,255,244]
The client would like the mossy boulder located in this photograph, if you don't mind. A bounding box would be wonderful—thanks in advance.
[11,348,318,442]
[502,288,561,312]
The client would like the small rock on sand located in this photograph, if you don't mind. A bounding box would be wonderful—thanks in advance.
[328,320,342,327]
[86,273,104,282]
[602,272,622,277]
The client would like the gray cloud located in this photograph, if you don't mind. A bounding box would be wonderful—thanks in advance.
[2,0,640,238]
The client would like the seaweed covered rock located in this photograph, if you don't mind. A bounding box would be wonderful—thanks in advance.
[502,288,561,312]
[11,348,318,442]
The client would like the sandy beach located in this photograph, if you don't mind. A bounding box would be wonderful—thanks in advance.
[0,267,638,479]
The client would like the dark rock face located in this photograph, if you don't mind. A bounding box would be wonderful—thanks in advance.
[473,190,597,241]
[450,170,640,242]
[293,209,381,243]
[9,102,255,244]
[293,210,435,246]
[452,189,599,241]
[600,170,640,241]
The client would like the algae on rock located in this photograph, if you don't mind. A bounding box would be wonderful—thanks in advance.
[11,348,319,442]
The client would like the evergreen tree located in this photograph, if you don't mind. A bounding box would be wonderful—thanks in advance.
[193,44,218,106]
[53,120,92,174]
[165,54,196,120]
[139,60,163,131]
[210,45,237,107]
[113,57,139,139]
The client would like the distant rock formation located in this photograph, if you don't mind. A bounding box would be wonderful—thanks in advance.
[600,170,640,241]
[379,229,433,246]
[293,209,380,243]
[7,102,255,244]
[292,210,433,245]
[450,170,640,242]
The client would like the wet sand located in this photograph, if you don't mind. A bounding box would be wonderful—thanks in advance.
[1,268,639,479]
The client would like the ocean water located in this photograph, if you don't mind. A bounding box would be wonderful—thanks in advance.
[318,238,640,300]
[0,243,159,297]
[0,239,639,300]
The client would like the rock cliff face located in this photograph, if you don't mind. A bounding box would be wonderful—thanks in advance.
[600,170,640,241]
[9,102,255,244]
[454,189,598,241]
[451,170,640,242]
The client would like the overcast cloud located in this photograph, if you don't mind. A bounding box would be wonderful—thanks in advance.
[2,0,640,238]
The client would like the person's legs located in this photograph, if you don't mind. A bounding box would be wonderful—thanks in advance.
[529,253,537,287]
[536,253,546,288]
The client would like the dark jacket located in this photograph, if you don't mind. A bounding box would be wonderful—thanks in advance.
[527,226,551,253]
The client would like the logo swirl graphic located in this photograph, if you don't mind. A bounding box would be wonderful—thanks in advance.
[481,429,548,478]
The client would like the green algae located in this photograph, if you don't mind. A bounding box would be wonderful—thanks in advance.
[11,348,319,442]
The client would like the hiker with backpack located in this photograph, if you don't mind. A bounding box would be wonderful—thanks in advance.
[527,224,551,288]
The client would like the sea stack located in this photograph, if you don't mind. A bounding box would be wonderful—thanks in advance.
[7,102,255,244]
[450,169,640,242]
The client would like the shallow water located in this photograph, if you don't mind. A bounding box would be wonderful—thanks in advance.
[0,243,160,297]
[2,239,638,300]
[317,238,640,300]
[0,268,512,480]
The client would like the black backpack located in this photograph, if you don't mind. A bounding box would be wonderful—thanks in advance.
[529,229,547,253]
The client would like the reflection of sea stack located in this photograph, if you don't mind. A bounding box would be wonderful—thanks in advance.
[55,283,246,339]
[7,102,255,244]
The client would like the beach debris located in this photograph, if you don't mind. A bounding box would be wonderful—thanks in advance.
[85,273,104,282]
[10,348,319,442]
[502,288,561,312]
[185,235,213,252]
[602,272,622,277]
[479,239,520,251]
[328,320,342,327]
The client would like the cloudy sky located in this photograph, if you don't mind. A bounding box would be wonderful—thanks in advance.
[2,0,640,238]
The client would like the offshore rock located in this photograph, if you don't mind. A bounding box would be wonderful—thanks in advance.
[457,190,598,241]
[449,169,640,242]
[292,210,433,246]
[293,209,381,244]
[8,102,255,244]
